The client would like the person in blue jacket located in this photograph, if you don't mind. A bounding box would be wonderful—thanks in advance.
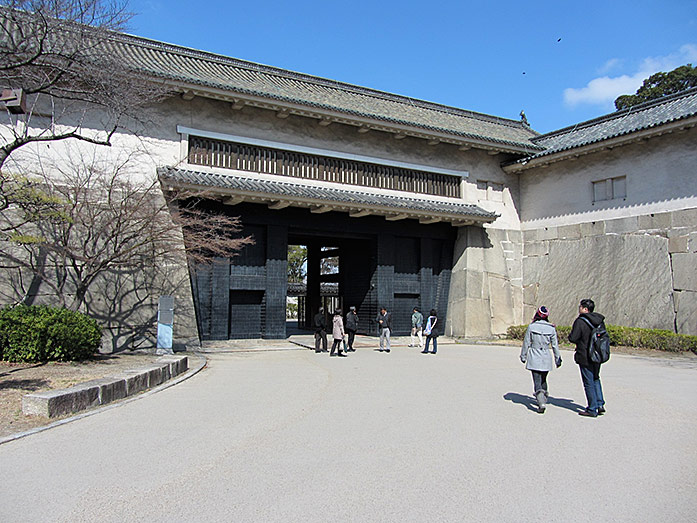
[421,309,439,354]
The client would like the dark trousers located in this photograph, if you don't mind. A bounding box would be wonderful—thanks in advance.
[531,370,549,395]
[424,336,438,353]
[346,329,356,350]
[331,338,343,355]
[580,363,604,413]
[314,330,327,351]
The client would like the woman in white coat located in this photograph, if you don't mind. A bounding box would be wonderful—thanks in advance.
[520,306,562,413]
[330,309,347,357]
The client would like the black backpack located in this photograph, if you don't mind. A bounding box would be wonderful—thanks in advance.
[580,317,611,364]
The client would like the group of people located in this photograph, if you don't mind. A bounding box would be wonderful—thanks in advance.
[312,306,359,356]
[312,297,609,419]
[520,299,607,417]
[312,306,440,356]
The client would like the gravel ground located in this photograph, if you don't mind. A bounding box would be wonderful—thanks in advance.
[0,351,163,438]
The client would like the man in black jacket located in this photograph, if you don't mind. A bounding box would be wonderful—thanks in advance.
[568,298,606,417]
[345,306,358,352]
[313,307,328,353]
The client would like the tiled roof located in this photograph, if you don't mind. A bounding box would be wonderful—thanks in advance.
[159,167,497,222]
[518,87,697,162]
[102,32,541,152]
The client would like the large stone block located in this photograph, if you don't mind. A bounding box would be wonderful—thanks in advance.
[523,283,539,307]
[523,229,539,242]
[580,221,605,236]
[81,377,127,405]
[638,212,672,231]
[157,356,189,377]
[464,298,492,337]
[488,274,515,335]
[669,236,689,254]
[675,290,697,335]
[531,235,673,329]
[537,227,558,240]
[121,370,149,395]
[523,242,548,257]
[523,255,542,285]
[689,232,697,253]
[605,216,639,234]
[558,224,581,239]
[465,270,484,300]
[144,366,165,388]
[671,208,697,229]
[672,252,697,291]
[23,384,100,418]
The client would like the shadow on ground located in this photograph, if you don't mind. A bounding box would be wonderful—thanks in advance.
[503,392,584,413]
[0,378,50,391]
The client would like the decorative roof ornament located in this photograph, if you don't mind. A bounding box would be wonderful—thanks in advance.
[520,110,529,127]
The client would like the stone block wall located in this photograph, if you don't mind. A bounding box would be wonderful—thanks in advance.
[522,208,697,334]
[447,226,524,337]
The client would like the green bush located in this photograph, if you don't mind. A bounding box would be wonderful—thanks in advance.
[506,323,697,353]
[0,305,102,362]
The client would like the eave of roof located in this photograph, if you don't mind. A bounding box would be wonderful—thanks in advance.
[101,31,542,154]
[504,87,697,173]
[158,167,498,226]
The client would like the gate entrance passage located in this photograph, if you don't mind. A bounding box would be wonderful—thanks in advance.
[188,201,457,340]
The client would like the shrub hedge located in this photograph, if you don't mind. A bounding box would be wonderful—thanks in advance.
[506,323,697,353]
[0,305,102,362]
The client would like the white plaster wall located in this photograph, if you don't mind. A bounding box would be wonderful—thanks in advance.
[518,129,697,229]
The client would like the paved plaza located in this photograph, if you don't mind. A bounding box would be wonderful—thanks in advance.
[1,338,696,522]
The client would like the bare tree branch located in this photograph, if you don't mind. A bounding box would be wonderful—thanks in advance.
[0,159,253,310]
[0,1,170,172]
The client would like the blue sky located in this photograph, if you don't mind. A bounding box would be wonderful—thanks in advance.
[130,0,697,134]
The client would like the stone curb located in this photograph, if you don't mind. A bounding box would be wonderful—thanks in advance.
[22,355,190,418]
[0,352,207,446]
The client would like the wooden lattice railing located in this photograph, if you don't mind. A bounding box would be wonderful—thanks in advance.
[188,136,461,198]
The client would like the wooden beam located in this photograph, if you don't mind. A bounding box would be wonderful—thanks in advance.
[276,110,290,119]
[452,220,475,227]
[385,213,409,221]
[393,133,406,140]
[357,126,371,134]
[428,139,440,146]
[310,205,333,214]
[231,99,245,110]
[268,200,291,210]
[419,217,442,224]
[349,209,372,218]
[181,91,195,101]
[487,150,499,155]
[318,118,332,126]
[458,145,472,151]
[223,196,244,206]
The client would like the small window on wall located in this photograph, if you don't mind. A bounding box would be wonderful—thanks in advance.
[592,176,626,203]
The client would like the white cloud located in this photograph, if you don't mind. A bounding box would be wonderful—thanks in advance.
[597,58,622,74]
[564,44,697,108]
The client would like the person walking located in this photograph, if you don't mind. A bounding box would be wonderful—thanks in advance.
[375,306,392,352]
[345,306,358,352]
[330,309,347,357]
[313,307,328,353]
[421,309,439,354]
[569,298,607,417]
[519,306,562,414]
[410,307,424,349]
